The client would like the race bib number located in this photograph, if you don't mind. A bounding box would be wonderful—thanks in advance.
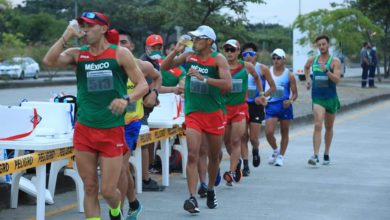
[315,75,329,88]
[190,76,209,94]
[231,79,243,93]
[271,85,285,98]
[87,70,114,92]
[247,86,257,99]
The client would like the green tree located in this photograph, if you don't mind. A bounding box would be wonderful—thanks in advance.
[8,13,67,44]
[293,8,383,57]
[18,0,75,20]
[0,33,26,60]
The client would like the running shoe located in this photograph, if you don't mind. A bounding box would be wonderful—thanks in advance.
[126,204,143,220]
[223,171,233,186]
[308,155,319,166]
[142,178,165,191]
[252,148,261,167]
[183,196,200,214]
[323,155,330,165]
[197,182,207,198]
[274,155,284,167]
[234,160,242,182]
[206,190,218,209]
[268,151,279,165]
[242,166,250,177]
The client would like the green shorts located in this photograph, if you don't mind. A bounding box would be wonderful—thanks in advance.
[312,97,340,114]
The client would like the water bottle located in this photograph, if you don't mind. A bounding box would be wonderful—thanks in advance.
[69,19,80,33]
[178,34,193,47]
[69,19,85,37]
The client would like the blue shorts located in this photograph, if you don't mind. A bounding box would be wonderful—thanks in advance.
[265,100,293,120]
[124,120,142,151]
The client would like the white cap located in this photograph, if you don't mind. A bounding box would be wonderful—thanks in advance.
[189,25,216,41]
[271,48,286,58]
[223,39,240,49]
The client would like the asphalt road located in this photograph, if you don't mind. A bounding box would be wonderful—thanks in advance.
[1,99,389,220]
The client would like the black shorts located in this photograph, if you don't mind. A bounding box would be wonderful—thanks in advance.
[247,102,265,124]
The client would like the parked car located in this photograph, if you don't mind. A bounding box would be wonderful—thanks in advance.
[0,57,40,79]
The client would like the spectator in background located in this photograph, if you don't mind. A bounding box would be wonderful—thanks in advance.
[368,44,377,88]
[360,42,370,88]
[165,41,177,56]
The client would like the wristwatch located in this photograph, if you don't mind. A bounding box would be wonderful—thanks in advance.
[203,76,208,83]
[153,88,159,97]
[143,89,152,100]
[259,91,265,97]
[122,95,131,104]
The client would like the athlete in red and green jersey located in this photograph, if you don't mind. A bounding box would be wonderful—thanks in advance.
[76,44,129,128]
[42,12,148,219]
[184,51,225,114]
[161,25,231,214]
[221,39,266,185]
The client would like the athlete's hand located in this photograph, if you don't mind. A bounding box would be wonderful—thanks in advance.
[305,80,311,90]
[174,42,186,55]
[62,22,85,42]
[108,98,128,115]
[320,63,328,73]
[255,96,267,106]
[188,68,204,81]
[283,100,291,109]
[178,80,185,94]
[143,91,158,108]
[171,87,179,94]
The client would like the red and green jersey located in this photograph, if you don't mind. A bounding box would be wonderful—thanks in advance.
[157,55,186,86]
[184,51,224,114]
[76,44,127,128]
[224,60,248,106]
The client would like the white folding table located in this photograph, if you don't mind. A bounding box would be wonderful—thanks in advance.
[129,125,149,194]
[148,117,186,186]
[0,135,75,220]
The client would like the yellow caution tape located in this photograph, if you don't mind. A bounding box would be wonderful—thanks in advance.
[0,147,74,176]
[0,127,185,176]
[136,126,184,147]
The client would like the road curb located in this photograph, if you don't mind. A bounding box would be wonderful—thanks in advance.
[0,79,76,89]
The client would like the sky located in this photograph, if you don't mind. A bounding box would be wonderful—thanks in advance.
[10,0,347,27]
[229,0,347,27]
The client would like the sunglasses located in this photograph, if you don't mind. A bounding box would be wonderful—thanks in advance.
[224,47,237,53]
[272,56,282,60]
[193,36,209,41]
[242,51,256,58]
[81,12,108,25]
